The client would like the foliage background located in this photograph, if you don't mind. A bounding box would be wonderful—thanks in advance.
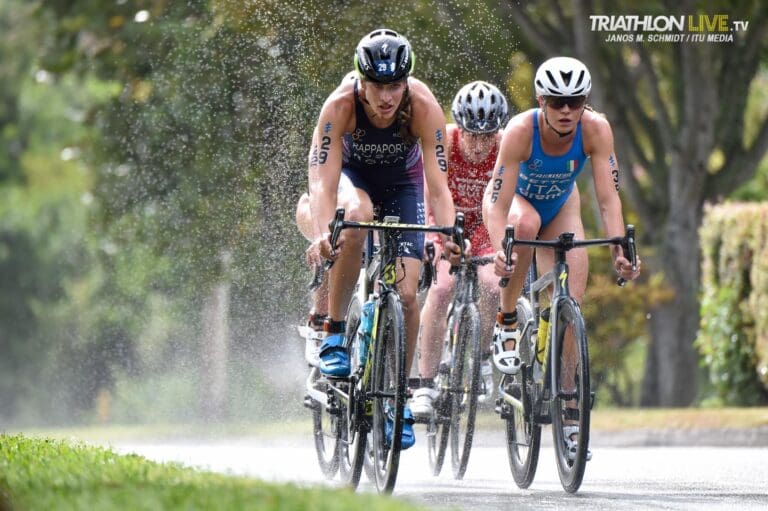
[0,0,766,426]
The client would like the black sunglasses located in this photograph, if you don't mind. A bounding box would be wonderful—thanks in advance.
[545,96,587,109]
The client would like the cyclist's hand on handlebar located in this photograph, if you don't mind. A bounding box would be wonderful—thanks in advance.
[493,249,517,278]
[305,237,325,267]
[614,253,641,282]
[442,239,463,266]
[315,232,341,261]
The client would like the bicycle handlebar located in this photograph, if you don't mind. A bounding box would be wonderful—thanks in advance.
[498,224,639,288]
[325,207,462,270]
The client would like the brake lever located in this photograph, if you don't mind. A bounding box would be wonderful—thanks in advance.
[499,225,515,288]
[309,263,324,290]
[418,241,436,292]
[449,212,465,275]
[324,207,346,271]
[617,224,636,287]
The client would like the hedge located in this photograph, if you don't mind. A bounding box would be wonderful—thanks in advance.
[698,202,768,404]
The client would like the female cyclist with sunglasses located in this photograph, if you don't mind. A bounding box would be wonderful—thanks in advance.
[482,56,641,459]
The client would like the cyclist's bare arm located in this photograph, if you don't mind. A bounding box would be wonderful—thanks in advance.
[410,79,458,260]
[582,111,640,280]
[308,79,355,259]
[482,114,530,274]
[422,124,458,246]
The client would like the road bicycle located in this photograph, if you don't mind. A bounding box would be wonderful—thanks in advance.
[425,240,495,481]
[303,207,460,493]
[496,225,637,493]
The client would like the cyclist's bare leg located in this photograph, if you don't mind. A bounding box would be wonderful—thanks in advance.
[496,195,541,358]
[499,195,541,313]
[328,186,374,322]
[396,256,423,377]
[477,263,500,348]
[537,186,588,304]
[417,259,456,379]
[296,176,357,321]
[538,189,588,435]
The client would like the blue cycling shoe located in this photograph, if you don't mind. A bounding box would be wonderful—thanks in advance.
[318,333,350,377]
[384,404,415,450]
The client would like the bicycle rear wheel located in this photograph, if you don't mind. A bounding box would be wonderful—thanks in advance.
[338,297,366,488]
[550,298,590,493]
[427,309,453,476]
[309,369,341,479]
[370,291,407,493]
[505,297,541,488]
[449,303,481,480]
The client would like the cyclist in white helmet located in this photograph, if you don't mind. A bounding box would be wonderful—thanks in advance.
[412,81,510,419]
[482,57,641,459]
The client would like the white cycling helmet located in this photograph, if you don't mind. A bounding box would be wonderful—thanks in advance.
[451,81,509,134]
[534,57,592,97]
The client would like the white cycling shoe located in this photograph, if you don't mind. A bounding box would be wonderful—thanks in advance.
[297,325,326,367]
[563,425,593,461]
[492,323,522,375]
[410,387,440,419]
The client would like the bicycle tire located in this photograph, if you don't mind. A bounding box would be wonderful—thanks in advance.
[310,370,341,479]
[427,310,453,476]
[550,297,590,493]
[449,303,481,480]
[370,291,407,493]
[505,296,541,488]
[362,431,376,482]
[338,297,366,488]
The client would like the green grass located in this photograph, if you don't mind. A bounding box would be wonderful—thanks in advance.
[0,434,423,511]
[19,419,313,444]
[474,406,768,431]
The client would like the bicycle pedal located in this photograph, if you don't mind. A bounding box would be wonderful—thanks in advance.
[303,396,319,411]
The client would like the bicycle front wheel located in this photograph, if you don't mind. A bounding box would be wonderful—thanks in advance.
[550,298,590,493]
[309,367,341,479]
[370,291,407,493]
[449,303,481,480]
[505,297,541,488]
[427,309,453,476]
[339,297,366,489]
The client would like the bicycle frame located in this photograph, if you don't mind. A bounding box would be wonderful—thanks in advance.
[317,207,461,492]
[498,228,637,417]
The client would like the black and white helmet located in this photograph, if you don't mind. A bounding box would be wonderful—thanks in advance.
[534,57,592,97]
[354,29,414,84]
[451,81,509,134]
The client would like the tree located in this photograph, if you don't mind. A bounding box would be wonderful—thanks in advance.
[467,0,768,406]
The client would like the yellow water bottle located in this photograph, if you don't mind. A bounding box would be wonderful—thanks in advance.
[536,307,550,367]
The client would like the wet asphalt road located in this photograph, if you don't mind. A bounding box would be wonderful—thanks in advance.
[112,426,768,510]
